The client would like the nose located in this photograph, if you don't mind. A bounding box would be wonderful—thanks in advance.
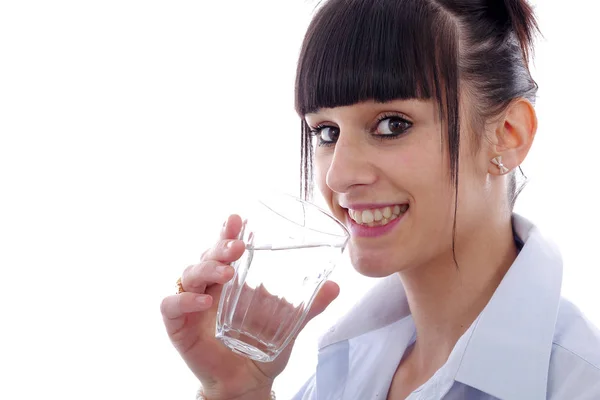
[325,133,377,194]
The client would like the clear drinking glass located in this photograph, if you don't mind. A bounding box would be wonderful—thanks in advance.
[215,192,350,362]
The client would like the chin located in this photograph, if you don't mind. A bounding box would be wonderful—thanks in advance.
[348,245,403,278]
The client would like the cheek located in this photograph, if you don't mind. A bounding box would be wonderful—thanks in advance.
[396,146,444,192]
[398,145,456,220]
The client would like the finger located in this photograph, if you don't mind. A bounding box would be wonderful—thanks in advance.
[221,214,243,240]
[198,214,244,260]
[237,280,340,341]
[160,293,214,334]
[200,239,245,263]
[181,260,235,293]
[244,280,340,344]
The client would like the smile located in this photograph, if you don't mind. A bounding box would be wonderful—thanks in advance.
[348,204,409,227]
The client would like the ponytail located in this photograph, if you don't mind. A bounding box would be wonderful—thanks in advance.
[488,0,540,64]
[504,0,540,64]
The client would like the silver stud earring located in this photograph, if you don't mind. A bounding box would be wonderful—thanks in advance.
[491,156,509,174]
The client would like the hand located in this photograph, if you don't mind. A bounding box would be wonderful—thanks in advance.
[160,214,340,399]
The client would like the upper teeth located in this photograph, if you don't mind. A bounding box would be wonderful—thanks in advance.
[348,205,408,225]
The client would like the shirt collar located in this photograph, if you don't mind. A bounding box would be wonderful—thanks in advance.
[318,213,563,400]
[454,213,563,400]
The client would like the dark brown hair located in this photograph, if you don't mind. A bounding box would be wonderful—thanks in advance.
[295,0,539,264]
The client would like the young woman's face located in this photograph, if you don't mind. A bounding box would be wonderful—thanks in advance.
[305,99,492,277]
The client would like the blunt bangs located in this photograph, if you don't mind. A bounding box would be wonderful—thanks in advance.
[295,0,457,118]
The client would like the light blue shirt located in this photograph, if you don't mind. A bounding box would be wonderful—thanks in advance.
[292,214,600,399]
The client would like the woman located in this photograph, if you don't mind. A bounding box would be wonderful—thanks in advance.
[161,0,600,398]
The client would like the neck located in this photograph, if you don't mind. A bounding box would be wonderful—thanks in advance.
[398,212,518,373]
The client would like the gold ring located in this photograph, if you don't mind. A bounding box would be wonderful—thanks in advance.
[176,277,185,294]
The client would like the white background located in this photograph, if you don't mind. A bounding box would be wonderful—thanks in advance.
[0,1,598,399]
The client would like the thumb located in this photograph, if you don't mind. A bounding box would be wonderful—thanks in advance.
[266,280,340,368]
[304,280,340,326]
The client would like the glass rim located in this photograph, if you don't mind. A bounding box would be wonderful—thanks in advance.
[257,191,350,240]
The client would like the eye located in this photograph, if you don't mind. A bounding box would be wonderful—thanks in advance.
[375,116,412,137]
[311,126,340,146]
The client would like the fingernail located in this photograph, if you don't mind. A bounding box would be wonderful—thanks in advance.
[226,240,234,249]
[196,295,210,305]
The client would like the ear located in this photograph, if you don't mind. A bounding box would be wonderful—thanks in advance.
[488,98,538,175]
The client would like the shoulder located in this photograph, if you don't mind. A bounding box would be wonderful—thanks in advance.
[553,298,600,368]
[547,298,600,398]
